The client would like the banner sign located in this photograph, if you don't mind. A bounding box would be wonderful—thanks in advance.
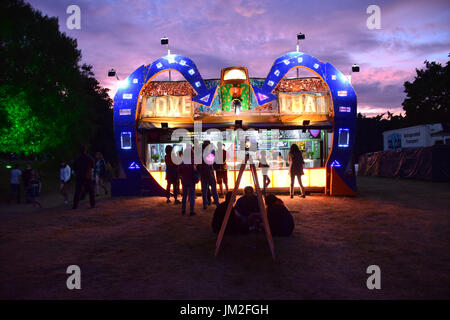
[143,95,193,117]
[278,93,330,115]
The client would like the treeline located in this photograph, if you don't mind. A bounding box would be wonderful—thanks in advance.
[355,59,449,159]
[0,0,116,163]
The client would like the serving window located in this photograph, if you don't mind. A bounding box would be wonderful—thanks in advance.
[142,128,328,189]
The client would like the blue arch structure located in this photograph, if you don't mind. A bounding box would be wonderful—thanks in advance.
[112,55,215,196]
[252,52,357,195]
[112,52,357,197]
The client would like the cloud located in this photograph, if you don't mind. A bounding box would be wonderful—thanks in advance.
[26,0,450,115]
[234,0,266,18]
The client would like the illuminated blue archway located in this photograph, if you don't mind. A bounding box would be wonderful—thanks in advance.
[252,52,357,194]
[112,52,357,196]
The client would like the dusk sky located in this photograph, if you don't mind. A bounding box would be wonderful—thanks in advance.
[28,0,449,116]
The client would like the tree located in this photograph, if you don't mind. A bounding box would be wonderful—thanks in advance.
[0,0,116,163]
[402,60,450,125]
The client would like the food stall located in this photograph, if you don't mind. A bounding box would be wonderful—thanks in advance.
[112,52,357,196]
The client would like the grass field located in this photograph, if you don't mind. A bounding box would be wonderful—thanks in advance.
[0,176,449,299]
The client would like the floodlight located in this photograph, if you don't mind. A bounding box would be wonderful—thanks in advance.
[297,33,305,40]
[161,37,169,45]
[108,69,117,77]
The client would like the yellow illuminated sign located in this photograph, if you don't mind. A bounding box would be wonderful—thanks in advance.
[278,93,329,115]
[143,95,192,117]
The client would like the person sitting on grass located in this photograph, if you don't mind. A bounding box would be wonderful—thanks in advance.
[212,191,249,235]
[234,186,262,232]
[264,194,294,237]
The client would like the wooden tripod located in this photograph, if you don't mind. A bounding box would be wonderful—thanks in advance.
[214,153,276,259]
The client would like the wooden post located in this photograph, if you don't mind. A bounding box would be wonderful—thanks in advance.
[249,162,275,259]
[214,160,246,257]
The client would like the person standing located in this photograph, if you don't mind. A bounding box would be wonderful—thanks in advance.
[9,164,22,204]
[164,145,180,204]
[60,160,71,204]
[178,148,196,216]
[29,169,42,208]
[72,145,95,209]
[198,141,219,209]
[22,164,32,203]
[258,151,271,195]
[288,144,306,198]
[94,152,108,196]
[214,142,229,198]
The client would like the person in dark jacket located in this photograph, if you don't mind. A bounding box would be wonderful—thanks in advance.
[72,145,95,209]
[212,192,249,235]
[22,164,33,203]
[198,141,219,209]
[265,194,294,237]
[164,145,180,204]
[234,186,264,231]
[29,169,42,208]
[288,144,306,198]
[178,147,196,216]
[234,186,260,220]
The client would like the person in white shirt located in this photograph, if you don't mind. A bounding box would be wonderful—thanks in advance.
[60,160,71,204]
[9,164,22,204]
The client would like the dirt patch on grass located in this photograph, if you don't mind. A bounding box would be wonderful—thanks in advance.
[0,177,449,299]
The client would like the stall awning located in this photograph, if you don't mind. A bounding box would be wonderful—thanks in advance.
[138,113,333,130]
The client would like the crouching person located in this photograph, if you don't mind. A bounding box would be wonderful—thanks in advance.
[265,194,294,237]
[212,191,249,235]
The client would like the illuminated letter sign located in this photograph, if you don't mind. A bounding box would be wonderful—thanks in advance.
[144,95,192,117]
[119,109,132,116]
[278,93,329,115]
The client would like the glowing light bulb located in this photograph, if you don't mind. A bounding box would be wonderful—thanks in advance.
[118,79,129,88]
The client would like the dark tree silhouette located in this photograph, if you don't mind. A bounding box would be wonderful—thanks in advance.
[0,0,116,163]
[402,60,450,125]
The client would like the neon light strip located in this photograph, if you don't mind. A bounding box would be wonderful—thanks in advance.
[149,168,326,191]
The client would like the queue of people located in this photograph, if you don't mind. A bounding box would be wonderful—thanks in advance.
[162,142,302,239]
[7,146,110,209]
[163,141,306,213]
